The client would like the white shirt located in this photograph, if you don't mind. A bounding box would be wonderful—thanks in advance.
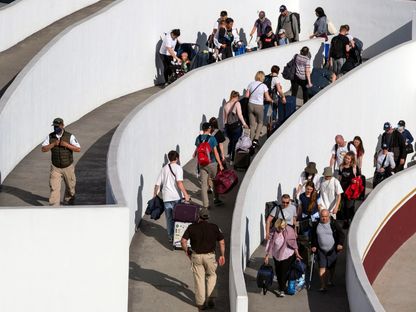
[247,81,269,105]
[319,177,343,213]
[155,163,184,202]
[297,172,321,196]
[331,143,357,168]
[42,132,80,148]
[270,76,282,103]
[269,203,297,226]
[159,33,177,56]
[376,151,395,170]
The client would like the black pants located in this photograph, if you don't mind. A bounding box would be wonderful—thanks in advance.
[220,45,233,59]
[342,193,355,222]
[291,75,309,104]
[394,158,404,173]
[160,54,173,83]
[273,254,295,292]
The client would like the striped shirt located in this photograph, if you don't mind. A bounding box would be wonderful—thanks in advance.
[295,54,310,80]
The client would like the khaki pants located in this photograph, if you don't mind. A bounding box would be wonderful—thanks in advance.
[199,163,218,208]
[191,252,218,305]
[248,102,263,141]
[49,164,76,206]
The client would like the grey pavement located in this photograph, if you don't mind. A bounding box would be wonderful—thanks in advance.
[0,86,159,206]
[373,233,416,311]
[0,0,114,97]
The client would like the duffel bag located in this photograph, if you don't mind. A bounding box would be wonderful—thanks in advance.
[215,169,238,194]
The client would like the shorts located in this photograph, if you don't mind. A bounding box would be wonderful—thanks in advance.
[317,248,337,269]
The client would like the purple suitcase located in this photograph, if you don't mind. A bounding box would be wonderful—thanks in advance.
[173,203,200,222]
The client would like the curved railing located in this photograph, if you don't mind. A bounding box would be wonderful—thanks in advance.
[229,40,416,311]
[0,0,100,51]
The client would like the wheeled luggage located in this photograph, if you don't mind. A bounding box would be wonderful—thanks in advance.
[308,68,332,98]
[256,264,274,295]
[215,169,238,194]
[277,96,296,126]
[234,149,251,170]
[173,221,192,249]
[172,203,200,223]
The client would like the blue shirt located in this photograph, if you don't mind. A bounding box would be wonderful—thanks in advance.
[195,134,218,163]
[401,129,414,145]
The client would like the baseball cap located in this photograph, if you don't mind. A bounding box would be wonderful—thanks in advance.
[278,28,286,34]
[199,208,210,220]
[202,122,211,131]
[52,117,63,126]
[398,120,405,127]
[382,143,388,149]
[383,122,391,131]
[279,5,287,12]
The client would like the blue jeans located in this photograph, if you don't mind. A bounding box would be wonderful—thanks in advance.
[164,200,180,238]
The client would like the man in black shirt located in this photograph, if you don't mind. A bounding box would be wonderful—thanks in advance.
[329,25,350,75]
[258,26,277,50]
[381,122,406,172]
[181,208,225,310]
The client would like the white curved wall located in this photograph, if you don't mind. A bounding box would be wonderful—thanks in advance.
[230,40,416,311]
[0,0,100,52]
[299,0,416,58]
[347,166,416,312]
[0,0,297,184]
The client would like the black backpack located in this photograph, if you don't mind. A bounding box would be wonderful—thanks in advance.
[331,35,346,59]
[263,74,275,95]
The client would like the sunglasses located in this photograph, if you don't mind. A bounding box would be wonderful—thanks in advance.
[282,201,290,204]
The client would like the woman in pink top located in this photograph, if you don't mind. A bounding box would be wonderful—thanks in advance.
[264,219,302,296]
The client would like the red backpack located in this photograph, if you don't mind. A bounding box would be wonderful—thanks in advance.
[197,135,212,166]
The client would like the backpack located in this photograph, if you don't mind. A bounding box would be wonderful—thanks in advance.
[196,135,212,166]
[330,35,346,59]
[263,74,276,99]
[290,12,301,34]
[282,55,297,81]
[334,141,353,155]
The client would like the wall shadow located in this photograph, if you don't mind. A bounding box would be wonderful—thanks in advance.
[138,218,172,251]
[363,21,412,59]
[0,185,48,206]
[0,73,18,99]
[135,174,144,232]
[129,261,194,305]
[154,39,163,85]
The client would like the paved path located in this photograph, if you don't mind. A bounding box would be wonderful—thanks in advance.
[0,0,114,97]
[373,233,416,312]
[0,87,159,206]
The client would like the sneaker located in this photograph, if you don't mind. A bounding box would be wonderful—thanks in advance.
[319,287,327,292]
[276,290,285,297]
[213,199,224,206]
[229,160,234,166]
[196,304,207,310]
[208,187,213,194]
[168,237,173,243]
[207,298,215,308]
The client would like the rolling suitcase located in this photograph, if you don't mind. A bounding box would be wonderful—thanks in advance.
[277,96,296,126]
[234,149,251,170]
[173,203,200,223]
[173,221,192,249]
[214,169,238,194]
[308,68,332,98]
[257,264,274,295]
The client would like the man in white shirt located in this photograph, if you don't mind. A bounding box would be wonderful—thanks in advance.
[41,117,81,206]
[159,29,182,85]
[319,167,343,219]
[265,194,297,240]
[330,134,357,172]
[154,150,190,242]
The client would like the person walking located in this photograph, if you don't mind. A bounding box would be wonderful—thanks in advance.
[223,91,248,163]
[245,71,273,148]
[319,167,343,219]
[309,7,328,39]
[397,120,414,164]
[249,11,272,44]
[277,5,299,42]
[311,209,345,292]
[181,208,225,310]
[159,29,182,85]
[291,46,313,104]
[41,118,81,206]
[381,121,406,172]
[154,150,191,242]
[328,25,350,75]
[265,194,297,240]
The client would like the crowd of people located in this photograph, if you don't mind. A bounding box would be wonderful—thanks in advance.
[263,119,414,295]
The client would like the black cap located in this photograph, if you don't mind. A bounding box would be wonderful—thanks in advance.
[279,5,287,12]
[52,118,63,126]
[382,143,388,149]
[383,122,391,131]
[202,122,211,131]
[398,120,405,127]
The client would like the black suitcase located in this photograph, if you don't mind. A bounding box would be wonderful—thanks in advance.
[257,264,274,295]
[234,149,250,170]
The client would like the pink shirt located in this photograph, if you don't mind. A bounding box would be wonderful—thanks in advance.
[266,227,297,261]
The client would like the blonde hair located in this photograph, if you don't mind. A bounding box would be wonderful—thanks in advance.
[274,218,287,230]
[255,71,265,82]
[229,90,240,101]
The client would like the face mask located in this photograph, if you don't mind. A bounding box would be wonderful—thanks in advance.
[54,126,62,134]
[398,126,404,132]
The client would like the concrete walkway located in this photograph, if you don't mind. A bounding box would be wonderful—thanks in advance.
[0,0,114,97]
[373,233,416,312]
[0,87,158,206]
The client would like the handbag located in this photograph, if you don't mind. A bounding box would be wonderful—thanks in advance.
[214,169,238,194]
[345,176,364,200]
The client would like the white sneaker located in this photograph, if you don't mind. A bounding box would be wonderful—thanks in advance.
[277,290,285,297]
